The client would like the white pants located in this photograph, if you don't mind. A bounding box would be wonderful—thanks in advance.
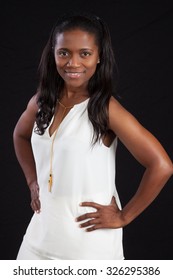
[17,239,51,260]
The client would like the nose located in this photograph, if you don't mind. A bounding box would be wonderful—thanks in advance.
[67,55,80,67]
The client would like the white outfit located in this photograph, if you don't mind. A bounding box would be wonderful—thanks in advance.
[17,98,124,260]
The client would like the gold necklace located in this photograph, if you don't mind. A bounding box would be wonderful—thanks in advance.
[48,100,74,192]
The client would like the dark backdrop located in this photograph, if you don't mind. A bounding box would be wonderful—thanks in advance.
[0,0,173,260]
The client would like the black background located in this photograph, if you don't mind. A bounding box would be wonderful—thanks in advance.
[0,0,173,260]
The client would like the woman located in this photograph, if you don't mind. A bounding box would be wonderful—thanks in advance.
[13,12,173,260]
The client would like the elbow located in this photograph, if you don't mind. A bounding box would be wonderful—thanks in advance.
[13,126,20,145]
[13,126,17,144]
[166,164,173,178]
[13,124,31,143]
[147,154,173,182]
[158,160,173,181]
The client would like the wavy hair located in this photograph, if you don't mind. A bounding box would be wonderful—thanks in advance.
[35,12,117,144]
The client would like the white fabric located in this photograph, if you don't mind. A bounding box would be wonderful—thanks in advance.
[17,239,52,260]
[17,98,124,260]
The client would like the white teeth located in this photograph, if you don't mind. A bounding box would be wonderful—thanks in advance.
[66,72,80,74]
[65,72,82,78]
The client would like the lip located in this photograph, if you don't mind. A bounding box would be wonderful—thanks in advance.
[65,71,84,78]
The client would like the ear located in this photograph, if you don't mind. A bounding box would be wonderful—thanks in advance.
[97,59,100,64]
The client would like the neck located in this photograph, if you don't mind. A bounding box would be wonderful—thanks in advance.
[62,86,89,100]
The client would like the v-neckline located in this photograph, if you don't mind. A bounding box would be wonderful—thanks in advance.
[48,98,89,138]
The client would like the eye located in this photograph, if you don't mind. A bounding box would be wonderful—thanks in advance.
[57,50,69,57]
[81,51,92,57]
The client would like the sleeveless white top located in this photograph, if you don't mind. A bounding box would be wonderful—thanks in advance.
[24,98,124,259]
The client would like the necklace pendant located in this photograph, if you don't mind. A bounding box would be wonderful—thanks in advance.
[48,174,52,192]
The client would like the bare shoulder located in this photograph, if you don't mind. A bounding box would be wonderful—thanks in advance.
[26,94,39,114]
[108,96,135,130]
[19,94,39,125]
[108,96,172,168]
[13,94,39,138]
[108,96,131,117]
[109,95,121,108]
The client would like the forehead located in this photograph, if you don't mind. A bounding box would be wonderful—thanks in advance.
[55,29,98,49]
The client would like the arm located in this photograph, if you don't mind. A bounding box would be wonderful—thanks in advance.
[76,97,173,230]
[13,94,41,213]
[108,97,173,225]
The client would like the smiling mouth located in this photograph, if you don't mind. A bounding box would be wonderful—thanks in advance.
[65,71,84,78]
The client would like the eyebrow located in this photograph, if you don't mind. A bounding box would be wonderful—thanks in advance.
[57,48,94,51]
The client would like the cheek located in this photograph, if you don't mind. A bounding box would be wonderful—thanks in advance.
[87,61,98,73]
[54,54,66,67]
[55,57,62,67]
[54,60,64,77]
[55,61,66,74]
[85,60,98,73]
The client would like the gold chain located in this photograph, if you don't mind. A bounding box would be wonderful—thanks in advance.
[48,100,74,192]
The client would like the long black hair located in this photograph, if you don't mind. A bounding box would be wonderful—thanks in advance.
[35,12,116,144]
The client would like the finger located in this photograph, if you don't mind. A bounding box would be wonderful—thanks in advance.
[32,190,39,200]
[80,201,102,210]
[31,201,37,212]
[111,196,119,208]
[35,199,41,212]
[76,212,99,222]
[85,224,102,232]
[30,201,36,212]
[79,218,101,228]
[31,199,41,213]
[111,196,116,204]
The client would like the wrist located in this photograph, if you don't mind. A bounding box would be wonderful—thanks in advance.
[27,179,38,190]
[112,211,129,228]
[119,211,129,227]
[120,209,136,227]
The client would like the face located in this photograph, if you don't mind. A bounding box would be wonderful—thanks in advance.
[54,29,100,90]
